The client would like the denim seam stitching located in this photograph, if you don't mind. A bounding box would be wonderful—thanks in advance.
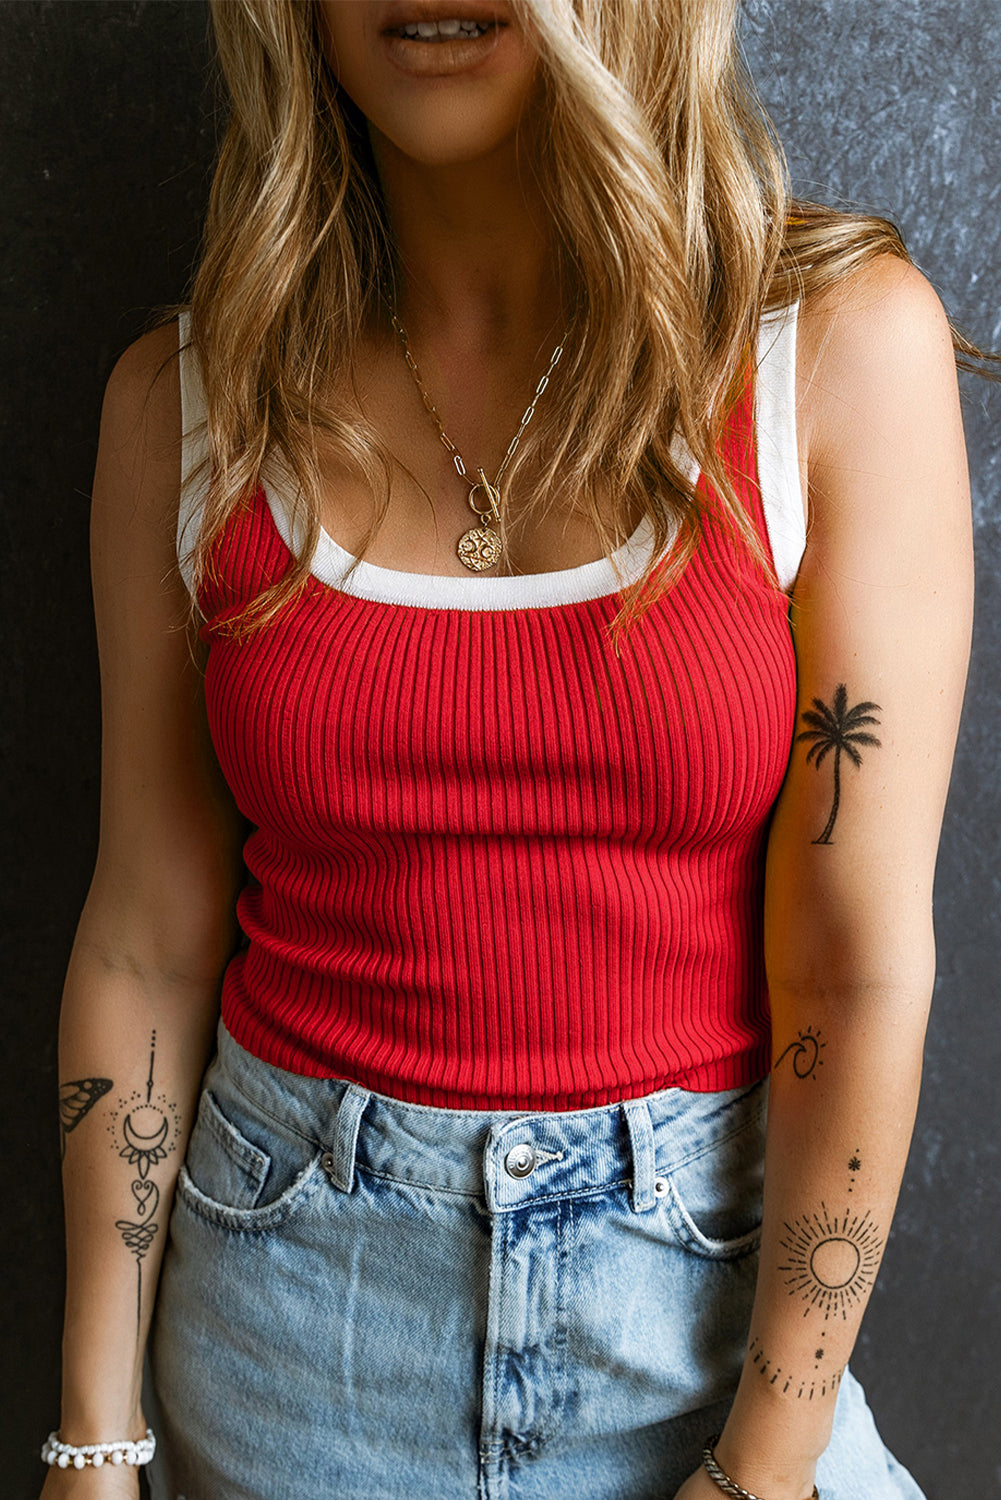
[354,1163,481,1200]
[486,1215,509,1472]
[358,1162,636,1205]
[513,1197,570,1457]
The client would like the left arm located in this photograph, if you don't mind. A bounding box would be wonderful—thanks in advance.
[675,259,973,1499]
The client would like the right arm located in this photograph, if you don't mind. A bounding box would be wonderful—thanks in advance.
[43,323,246,1495]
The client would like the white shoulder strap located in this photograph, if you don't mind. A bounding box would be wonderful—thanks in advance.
[754,301,806,592]
[177,308,208,600]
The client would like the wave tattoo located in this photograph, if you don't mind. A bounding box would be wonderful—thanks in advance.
[774,1026,826,1081]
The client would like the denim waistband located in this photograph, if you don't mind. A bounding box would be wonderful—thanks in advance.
[213,1021,768,1216]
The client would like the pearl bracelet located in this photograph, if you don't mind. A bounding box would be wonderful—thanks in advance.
[41,1427,156,1470]
[702,1436,819,1500]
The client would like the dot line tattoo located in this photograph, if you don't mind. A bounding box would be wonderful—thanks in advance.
[778,1204,884,1320]
[848,1151,862,1192]
[107,1031,179,1336]
[59,1078,113,1160]
[796,685,882,845]
[749,1336,845,1401]
[774,1026,826,1081]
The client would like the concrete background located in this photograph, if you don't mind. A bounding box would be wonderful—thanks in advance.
[1,3,998,1495]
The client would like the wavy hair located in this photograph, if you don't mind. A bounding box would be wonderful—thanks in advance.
[153,0,986,643]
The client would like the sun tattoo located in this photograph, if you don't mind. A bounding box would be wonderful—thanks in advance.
[778,1205,884,1320]
[796,685,882,845]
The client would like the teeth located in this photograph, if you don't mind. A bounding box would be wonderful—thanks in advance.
[398,19,492,40]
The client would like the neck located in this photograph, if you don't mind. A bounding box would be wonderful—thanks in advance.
[369,127,566,360]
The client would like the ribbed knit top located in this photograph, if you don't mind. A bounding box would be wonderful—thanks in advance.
[177,308,805,1109]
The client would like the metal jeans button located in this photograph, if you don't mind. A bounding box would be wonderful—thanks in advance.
[504,1143,537,1179]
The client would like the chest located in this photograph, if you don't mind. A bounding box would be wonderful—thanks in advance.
[202,522,797,853]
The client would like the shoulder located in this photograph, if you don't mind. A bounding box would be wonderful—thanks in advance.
[102,317,182,455]
[91,317,190,616]
[790,255,970,600]
[796,257,958,473]
[95,317,184,542]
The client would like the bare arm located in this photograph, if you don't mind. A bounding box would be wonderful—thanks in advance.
[43,324,245,1494]
[676,259,973,1498]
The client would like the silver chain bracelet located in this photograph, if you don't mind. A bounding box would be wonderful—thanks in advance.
[702,1436,819,1500]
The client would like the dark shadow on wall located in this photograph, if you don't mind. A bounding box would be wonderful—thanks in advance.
[2,3,998,1496]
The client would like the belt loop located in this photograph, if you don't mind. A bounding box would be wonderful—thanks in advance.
[622,1098,657,1213]
[322,1083,370,1193]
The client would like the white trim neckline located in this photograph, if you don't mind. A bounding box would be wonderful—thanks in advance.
[257,445,694,613]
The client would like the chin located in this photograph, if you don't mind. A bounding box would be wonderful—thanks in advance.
[320,1,541,167]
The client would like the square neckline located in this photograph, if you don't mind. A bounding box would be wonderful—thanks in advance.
[255,450,692,613]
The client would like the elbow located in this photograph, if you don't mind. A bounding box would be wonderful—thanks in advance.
[75,853,242,997]
[765,967,937,1027]
[766,905,937,1020]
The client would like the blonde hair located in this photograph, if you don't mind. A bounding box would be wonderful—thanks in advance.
[151,0,980,642]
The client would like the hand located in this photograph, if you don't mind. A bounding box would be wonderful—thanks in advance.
[40,1464,140,1499]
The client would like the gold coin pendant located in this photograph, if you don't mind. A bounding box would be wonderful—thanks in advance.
[457,527,503,572]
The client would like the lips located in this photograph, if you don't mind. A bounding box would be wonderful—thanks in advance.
[378,1,511,35]
[378,1,513,77]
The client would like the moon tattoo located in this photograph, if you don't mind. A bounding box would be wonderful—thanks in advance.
[778,1205,884,1320]
[120,1108,170,1178]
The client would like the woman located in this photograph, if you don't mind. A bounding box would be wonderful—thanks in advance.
[42,2,977,1497]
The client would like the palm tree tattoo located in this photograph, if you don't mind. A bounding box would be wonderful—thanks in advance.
[797,685,882,845]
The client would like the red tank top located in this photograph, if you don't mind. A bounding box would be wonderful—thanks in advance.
[178,309,803,1109]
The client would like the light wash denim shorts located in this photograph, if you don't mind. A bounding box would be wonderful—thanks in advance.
[147,1020,924,1500]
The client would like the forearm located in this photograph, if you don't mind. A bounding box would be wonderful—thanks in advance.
[715,982,930,1498]
[57,931,220,1440]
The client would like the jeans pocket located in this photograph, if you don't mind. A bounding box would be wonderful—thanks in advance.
[182,1088,271,1210]
[659,1087,766,1260]
[175,1069,326,1233]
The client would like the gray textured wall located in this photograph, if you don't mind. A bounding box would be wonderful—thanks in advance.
[1,3,998,1497]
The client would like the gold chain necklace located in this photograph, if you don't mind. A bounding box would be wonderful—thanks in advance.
[388,309,569,572]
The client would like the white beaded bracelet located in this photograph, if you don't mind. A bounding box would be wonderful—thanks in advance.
[41,1427,156,1470]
